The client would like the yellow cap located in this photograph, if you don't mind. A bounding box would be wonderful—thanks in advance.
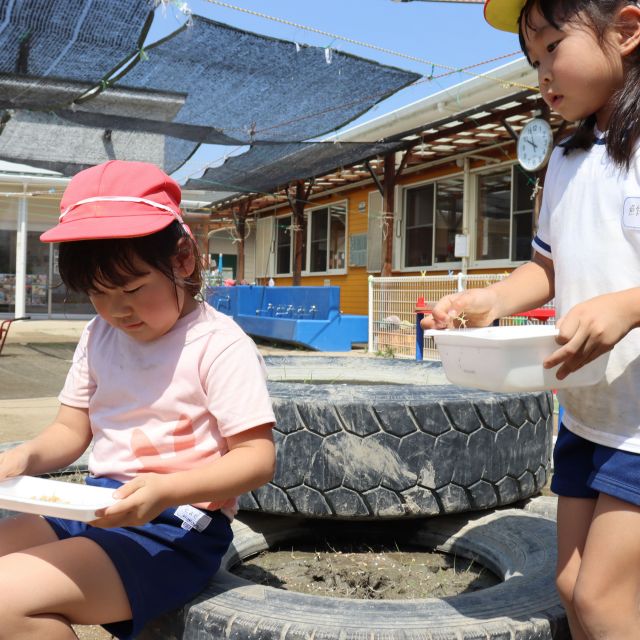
[484,0,526,33]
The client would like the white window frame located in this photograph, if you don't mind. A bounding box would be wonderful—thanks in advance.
[274,213,293,275]
[468,162,533,269]
[302,200,348,275]
[399,174,464,272]
[398,162,535,271]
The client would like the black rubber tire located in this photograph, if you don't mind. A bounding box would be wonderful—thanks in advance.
[139,509,569,640]
[522,495,558,520]
[243,356,554,519]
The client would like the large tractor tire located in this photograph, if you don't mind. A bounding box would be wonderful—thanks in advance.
[240,356,554,519]
[0,356,555,521]
[140,509,569,640]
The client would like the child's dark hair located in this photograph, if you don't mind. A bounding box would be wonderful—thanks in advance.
[519,0,640,168]
[58,220,203,298]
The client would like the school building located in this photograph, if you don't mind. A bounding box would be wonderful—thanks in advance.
[0,162,215,318]
[1,58,558,319]
[207,57,562,316]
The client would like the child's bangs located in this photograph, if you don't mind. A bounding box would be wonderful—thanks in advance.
[521,0,571,32]
[519,0,600,59]
[522,0,616,34]
[60,240,149,294]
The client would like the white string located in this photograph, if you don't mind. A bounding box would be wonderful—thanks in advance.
[60,195,183,221]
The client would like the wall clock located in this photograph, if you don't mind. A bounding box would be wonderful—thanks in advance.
[517,118,553,172]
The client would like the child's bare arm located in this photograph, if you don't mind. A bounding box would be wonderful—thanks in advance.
[545,287,640,379]
[421,253,554,329]
[0,404,92,480]
[93,423,276,527]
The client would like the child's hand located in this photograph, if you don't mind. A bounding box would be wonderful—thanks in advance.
[420,289,498,330]
[0,446,29,481]
[91,473,173,528]
[544,291,635,379]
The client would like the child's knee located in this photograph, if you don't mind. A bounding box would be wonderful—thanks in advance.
[572,576,629,634]
[555,565,578,605]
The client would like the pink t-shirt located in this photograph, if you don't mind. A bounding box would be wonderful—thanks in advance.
[59,302,275,516]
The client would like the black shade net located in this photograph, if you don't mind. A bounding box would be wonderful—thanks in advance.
[0,0,153,108]
[0,109,196,175]
[116,15,420,144]
[0,2,419,181]
[185,140,406,197]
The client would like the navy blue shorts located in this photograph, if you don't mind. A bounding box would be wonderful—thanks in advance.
[551,424,640,506]
[44,476,233,640]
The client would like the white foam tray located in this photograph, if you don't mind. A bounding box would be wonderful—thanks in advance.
[0,476,118,521]
[425,325,609,392]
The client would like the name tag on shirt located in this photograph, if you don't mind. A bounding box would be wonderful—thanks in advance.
[174,505,212,532]
[623,197,640,229]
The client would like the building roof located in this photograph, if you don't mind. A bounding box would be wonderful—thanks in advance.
[206,58,553,215]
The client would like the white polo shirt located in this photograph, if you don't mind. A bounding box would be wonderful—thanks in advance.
[533,132,640,452]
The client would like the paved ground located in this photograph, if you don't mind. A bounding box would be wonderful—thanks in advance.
[0,320,87,442]
[0,319,369,640]
[0,318,369,444]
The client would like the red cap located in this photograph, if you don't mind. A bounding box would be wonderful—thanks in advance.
[41,160,186,243]
[484,0,525,33]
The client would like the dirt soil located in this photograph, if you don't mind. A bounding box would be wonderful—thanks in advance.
[71,527,514,639]
[232,538,500,599]
[74,625,113,640]
[70,541,500,640]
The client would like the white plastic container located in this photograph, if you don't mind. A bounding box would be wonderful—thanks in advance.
[425,325,609,392]
[0,476,118,521]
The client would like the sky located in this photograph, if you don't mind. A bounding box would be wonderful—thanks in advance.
[145,0,525,185]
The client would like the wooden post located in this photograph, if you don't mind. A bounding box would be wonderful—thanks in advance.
[234,201,249,282]
[292,182,305,286]
[289,180,313,286]
[381,153,396,277]
[193,222,208,269]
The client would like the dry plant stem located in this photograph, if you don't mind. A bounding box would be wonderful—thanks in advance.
[454,312,468,329]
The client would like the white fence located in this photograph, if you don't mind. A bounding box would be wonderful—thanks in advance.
[368,274,555,360]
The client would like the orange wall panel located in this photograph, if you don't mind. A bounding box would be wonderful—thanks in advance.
[262,162,519,316]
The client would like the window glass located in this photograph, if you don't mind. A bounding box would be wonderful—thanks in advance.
[276,215,291,274]
[434,177,463,263]
[405,183,434,267]
[310,208,328,272]
[0,230,15,313]
[476,171,510,260]
[25,231,50,313]
[300,214,307,272]
[306,204,346,273]
[511,168,535,262]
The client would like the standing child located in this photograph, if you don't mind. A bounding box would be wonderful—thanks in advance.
[424,1,640,637]
[0,160,276,640]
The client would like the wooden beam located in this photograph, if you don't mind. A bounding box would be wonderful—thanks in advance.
[365,160,384,196]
